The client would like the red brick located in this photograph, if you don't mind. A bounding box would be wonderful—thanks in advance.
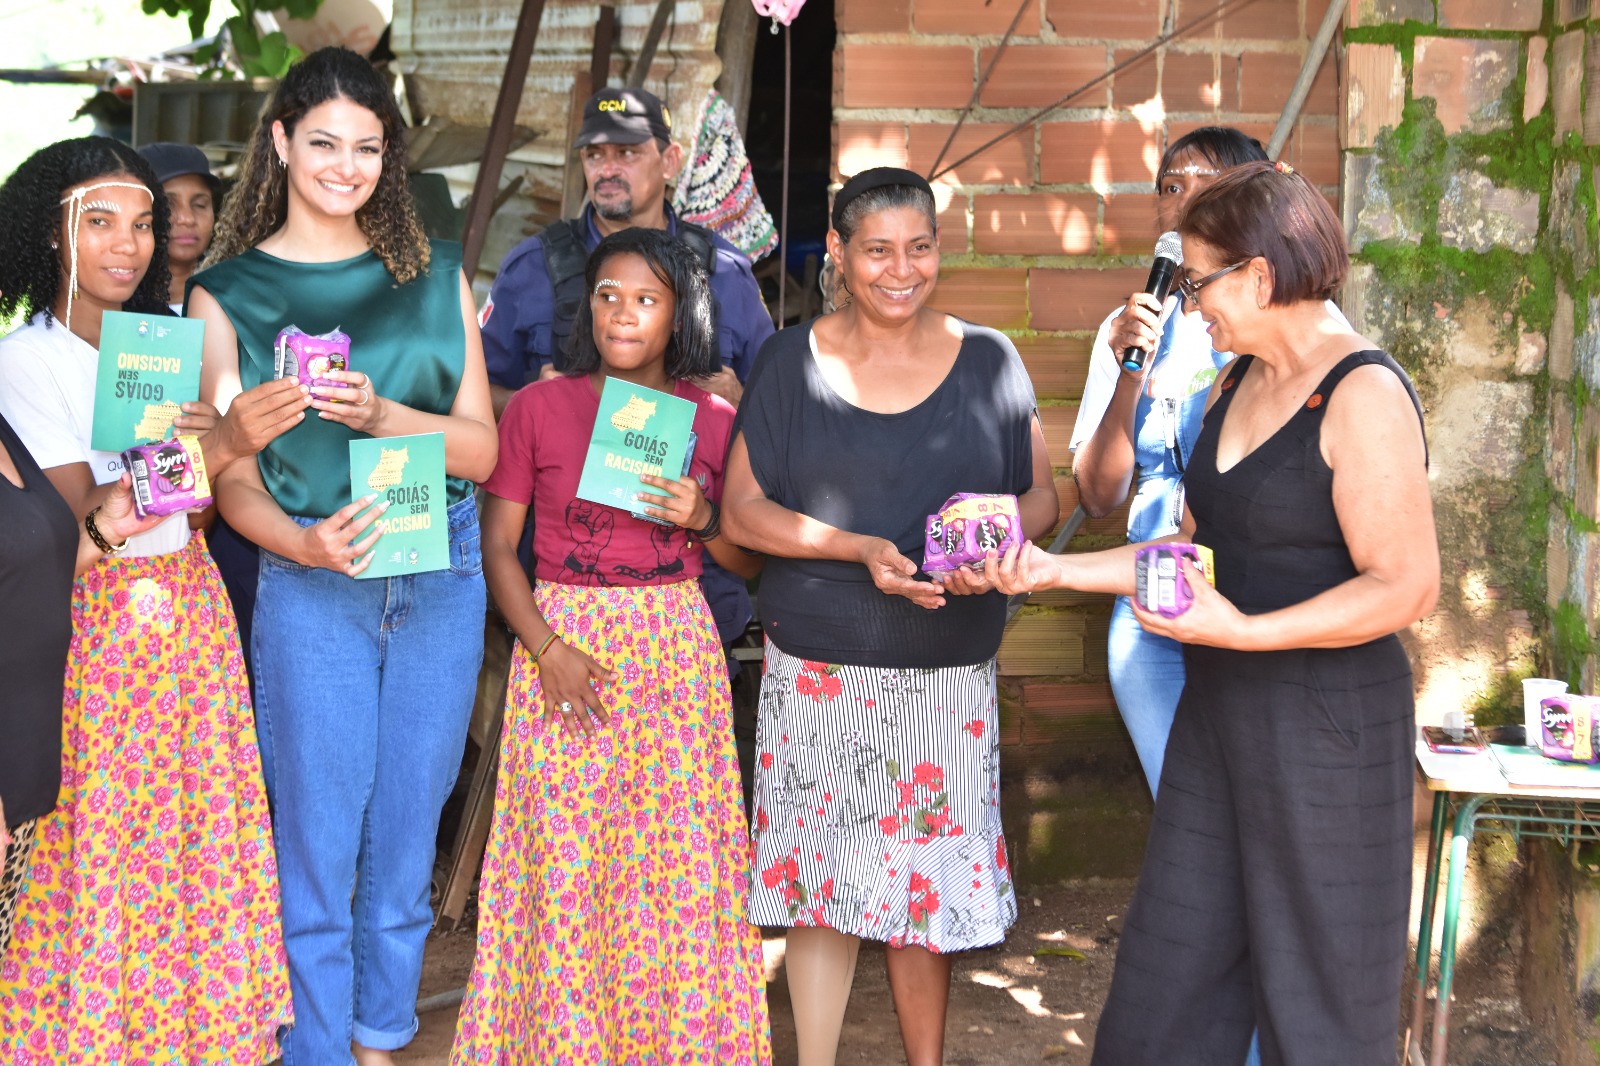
[1288,121,1340,187]
[1165,120,1274,155]
[837,44,974,109]
[930,268,1030,330]
[1101,192,1159,254]
[938,194,969,255]
[1438,0,1542,29]
[1037,405,1082,459]
[1217,0,1301,39]
[1236,49,1339,116]
[979,44,1110,109]
[916,0,1042,35]
[835,0,911,33]
[1162,50,1229,112]
[907,123,1034,186]
[1412,37,1518,134]
[1011,334,1093,400]
[1344,42,1405,148]
[973,192,1097,256]
[834,121,909,182]
[1029,266,1149,331]
[1039,120,1161,186]
[1046,0,1163,41]
[1113,48,1162,108]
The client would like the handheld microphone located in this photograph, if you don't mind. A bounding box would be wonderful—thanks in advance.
[1120,231,1185,372]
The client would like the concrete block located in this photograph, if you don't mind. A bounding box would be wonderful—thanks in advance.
[1347,0,1434,26]
[1426,379,1535,489]
[1340,260,1381,340]
[1446,298,1518,371]
[1552,288,1576,382]
[1555,31,1585,139]
[1413,37,1518,134]
[1438,0,1542,29]
[1345,43,1406,149]
[1347,151,1419,248]
[1438,171,1541,254]
[1517,332,1548,376]
[1527,37,1549,123]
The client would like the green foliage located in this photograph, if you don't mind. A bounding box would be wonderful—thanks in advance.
[139,0,322,78]
[1553,599,1595,690]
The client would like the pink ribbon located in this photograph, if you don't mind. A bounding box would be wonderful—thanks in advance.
[751,0,805,25]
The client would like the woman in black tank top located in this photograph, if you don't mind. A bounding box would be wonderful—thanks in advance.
[962,162,1439,1066]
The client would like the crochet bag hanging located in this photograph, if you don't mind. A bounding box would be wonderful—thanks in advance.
[671,89,779,262]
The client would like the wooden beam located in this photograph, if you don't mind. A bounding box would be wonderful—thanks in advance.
[627,0,676,89]
[460,0,549,280]
[714,0,759,135]
[559,71,595,220]
[590,2,616,90]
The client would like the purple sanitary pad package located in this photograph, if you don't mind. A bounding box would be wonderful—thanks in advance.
[122,435,212,518]
[923,493,1022,572]
[275,325,350,391]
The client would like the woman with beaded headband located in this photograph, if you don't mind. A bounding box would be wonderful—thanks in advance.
[190,47,497,1066]
[0,136,292,1062]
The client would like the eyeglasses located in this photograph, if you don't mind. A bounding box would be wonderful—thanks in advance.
[1177,261,1247,309]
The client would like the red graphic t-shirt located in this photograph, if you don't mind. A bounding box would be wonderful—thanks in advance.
[484,373,735,587]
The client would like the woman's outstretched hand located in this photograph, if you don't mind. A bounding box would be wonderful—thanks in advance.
[975,540,1064,596]
[859,537,945,610]
[1131,556,1249,648]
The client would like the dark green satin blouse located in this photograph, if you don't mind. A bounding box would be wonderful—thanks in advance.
[191,238,472,518]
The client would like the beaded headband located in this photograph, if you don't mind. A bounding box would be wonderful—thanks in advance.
[58,181,153,330]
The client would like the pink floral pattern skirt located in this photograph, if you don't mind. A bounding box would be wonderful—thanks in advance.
[0,535,292,1064]
[451,579,771,1065]
[746,641,1016,952]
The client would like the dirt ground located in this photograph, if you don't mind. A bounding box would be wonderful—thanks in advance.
[391,833,1586,1065]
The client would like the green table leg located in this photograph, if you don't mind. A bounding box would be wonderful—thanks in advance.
[1408,791,1449,1061]
[1429,794,1488,1066]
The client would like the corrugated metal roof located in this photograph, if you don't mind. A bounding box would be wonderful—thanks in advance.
[393,0,728,281]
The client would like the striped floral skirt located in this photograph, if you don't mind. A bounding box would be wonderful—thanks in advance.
[451,579,771,1065]
[0,535,292,1065]
[746,641,1016,952]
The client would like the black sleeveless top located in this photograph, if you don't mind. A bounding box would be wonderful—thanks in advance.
[1184,350,1425,617]
[0,412,77,828]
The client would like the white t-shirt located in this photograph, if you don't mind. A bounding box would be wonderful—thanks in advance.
[0,313,190,558]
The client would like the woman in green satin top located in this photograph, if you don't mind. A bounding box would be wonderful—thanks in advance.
[189,47,497,1066]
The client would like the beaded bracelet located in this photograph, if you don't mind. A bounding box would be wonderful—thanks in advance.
[688,501,721,543]
[533,633,559,662]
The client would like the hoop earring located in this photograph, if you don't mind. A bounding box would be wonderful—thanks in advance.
[277,156,286,169]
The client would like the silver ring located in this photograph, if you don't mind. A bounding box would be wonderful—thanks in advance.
[559,701,574,714]
[355,387,371,406]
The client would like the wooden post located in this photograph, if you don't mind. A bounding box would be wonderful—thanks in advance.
[559,71,595,220]
[714,0,759,134]
[460,0,550,280]
[590,2,616,89]
[627,0,676,89]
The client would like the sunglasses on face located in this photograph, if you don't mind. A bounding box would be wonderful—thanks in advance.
[1177,260,1248,309]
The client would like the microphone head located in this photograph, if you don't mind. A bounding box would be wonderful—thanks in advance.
[1155,230,1184,264]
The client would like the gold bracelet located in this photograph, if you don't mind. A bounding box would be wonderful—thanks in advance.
[85,507,128,555]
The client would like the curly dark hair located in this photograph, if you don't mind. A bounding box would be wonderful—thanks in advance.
[0,136,171,327]
[210,46,428,284]
[566,227,719,379]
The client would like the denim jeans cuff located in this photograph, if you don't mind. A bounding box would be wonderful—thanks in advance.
[352,1015,419,1052]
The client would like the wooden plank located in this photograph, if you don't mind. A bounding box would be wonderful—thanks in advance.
[997,610,1085,676]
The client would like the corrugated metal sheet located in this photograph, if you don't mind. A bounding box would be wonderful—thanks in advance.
[392,0,728,280]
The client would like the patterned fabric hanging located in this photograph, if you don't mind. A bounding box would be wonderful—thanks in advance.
[671,89,779,263]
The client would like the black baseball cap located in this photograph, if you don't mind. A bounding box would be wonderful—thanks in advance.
[573,87,673,149]
[137,143,220,194]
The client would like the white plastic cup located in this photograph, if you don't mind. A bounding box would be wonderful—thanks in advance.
[1523,678,1568,746]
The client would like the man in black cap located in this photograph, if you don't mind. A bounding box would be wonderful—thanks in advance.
[479,86,773,417]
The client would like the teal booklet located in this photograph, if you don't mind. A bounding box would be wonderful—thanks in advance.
[90,310,204,451]
[348,431,449,579]
[575,377,697,522]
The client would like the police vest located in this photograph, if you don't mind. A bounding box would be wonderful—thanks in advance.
[540,216,719,370]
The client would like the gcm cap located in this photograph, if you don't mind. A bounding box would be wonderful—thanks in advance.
[574,87,673,148]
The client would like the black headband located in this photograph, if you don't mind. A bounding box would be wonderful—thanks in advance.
[831,167,935,233]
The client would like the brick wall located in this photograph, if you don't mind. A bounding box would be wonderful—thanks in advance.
[831,0,1342,876]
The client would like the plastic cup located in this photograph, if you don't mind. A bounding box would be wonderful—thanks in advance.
[1523,678,1568,745]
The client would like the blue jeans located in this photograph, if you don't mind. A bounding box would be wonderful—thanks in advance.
[1108,595,1263,1066]
[253,497,485,1064]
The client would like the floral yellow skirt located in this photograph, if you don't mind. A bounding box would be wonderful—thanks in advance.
[451,579,771,1065]
[0,535,292,1064]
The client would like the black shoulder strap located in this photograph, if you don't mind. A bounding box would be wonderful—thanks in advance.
[675,220,718,273]
[540,219,591,371]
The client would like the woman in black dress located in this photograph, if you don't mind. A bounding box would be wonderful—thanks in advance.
[966,161,1439,1066]
[0,419,158,954]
